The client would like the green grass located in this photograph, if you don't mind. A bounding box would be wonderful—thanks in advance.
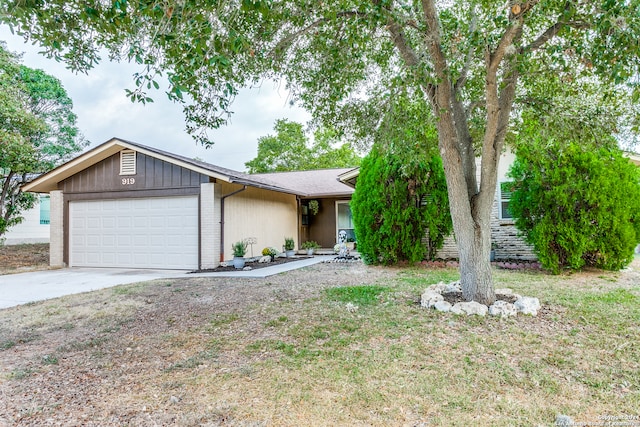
[2,263,639,426]
[325,285,388,306]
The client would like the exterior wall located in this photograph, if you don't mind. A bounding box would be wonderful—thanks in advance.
[59,150,208,267]
[200,182,221,269]
[2,199,50,244]
[302,197,351,249]
[435,150,536,261]
[49,191,64,267]
[221,183,298,259]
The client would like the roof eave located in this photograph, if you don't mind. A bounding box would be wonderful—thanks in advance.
[22,137,234,193]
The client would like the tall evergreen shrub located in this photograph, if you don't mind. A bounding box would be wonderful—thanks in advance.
[508,142,640,273]
[351,144,451,265]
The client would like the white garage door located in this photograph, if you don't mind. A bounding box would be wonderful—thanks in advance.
[70,196,199,269]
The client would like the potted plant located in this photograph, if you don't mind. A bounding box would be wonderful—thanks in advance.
[301,240,320,255]
[262,247,278,262]
[308,199,320,215]
[232,240,248,269]
[284,237,296,257]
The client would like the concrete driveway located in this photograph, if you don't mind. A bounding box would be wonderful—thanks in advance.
[0,268,188,309]
[0,256,334,310]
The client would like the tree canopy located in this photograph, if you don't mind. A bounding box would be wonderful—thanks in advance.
[245,119,360,173]
[4,1,638,303]
[0,42,86,237]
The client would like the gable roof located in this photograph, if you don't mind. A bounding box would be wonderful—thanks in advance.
[22,137,355,197]
[253,168,355,198]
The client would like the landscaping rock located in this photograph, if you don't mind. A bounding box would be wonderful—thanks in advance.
[242,266,253,271]
[514,297,541,315]
[420,290,444,308]
[422,281,540,317]
[444,281,462,293]
[451,301,488,316]
[433,300,452,312]
[258,256,271,263]
[426,282,447,293]
[488,300,517,318]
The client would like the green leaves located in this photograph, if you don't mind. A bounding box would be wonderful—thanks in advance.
[509,142,640,274]
[0,42,86,236]
[351,141,452,265]
[244,119,361,173]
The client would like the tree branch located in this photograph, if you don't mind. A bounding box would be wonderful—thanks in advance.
[272,11,363,57]
[1,171,15,220]
[522,1,590,52]
[386,19,420,67]
[454,7,478,91]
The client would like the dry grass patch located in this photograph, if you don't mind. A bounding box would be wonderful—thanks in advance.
[0,243,49,274]
[0,260,639,426]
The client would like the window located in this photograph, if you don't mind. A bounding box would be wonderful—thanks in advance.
[500,182,513,220]
[336,201,356,242]
[120,150,136,175]
[39,195,50,225]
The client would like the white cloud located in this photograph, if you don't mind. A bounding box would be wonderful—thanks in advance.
[0,27,310,172]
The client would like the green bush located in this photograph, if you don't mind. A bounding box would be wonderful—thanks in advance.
[508,143,640,274]
[351,144,451,265]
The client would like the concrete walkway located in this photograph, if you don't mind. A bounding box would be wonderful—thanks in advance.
[0,256,333,309]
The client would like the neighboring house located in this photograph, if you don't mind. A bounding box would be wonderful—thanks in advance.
[22,137,355,270]
[2,195,51,245]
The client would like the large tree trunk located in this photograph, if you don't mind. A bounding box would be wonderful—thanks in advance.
[448,191,496,305]
[436,109,497,306]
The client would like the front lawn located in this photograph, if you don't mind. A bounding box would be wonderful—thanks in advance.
[0,260,638,426]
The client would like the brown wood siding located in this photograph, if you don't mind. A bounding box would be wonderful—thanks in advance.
[60,151,208,194]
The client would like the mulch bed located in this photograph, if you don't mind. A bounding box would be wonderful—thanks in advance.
[191,256,312,273]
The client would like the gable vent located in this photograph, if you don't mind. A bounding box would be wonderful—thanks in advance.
[120,150,136,175]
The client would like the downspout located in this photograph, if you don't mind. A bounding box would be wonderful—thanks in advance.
[220,185,247,262]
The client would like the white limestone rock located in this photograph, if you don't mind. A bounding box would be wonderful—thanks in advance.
[444,282,462,293]
[514,297,541,316]
[426,282,447,293]
[450,301,488,316]
[433,300,452,313]
[219,262,229,267]
[243,266,253,271]
[420,290,444,308]
[488,300,518,318]
[258,256,272,263]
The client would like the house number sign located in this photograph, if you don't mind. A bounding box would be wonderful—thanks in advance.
[121,178,136,185]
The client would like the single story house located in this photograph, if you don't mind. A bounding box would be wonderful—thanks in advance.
[22,137,355,270]
[19,139,640,268]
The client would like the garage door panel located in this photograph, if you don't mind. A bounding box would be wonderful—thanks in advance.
[70,196,198,269]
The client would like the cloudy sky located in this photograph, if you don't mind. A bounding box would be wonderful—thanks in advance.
[0,26,311,172]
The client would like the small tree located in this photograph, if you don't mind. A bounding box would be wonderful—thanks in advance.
[352,143,451,265]
[245,119,360,173]
[0,42,87,238]
[508,142,640,274]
